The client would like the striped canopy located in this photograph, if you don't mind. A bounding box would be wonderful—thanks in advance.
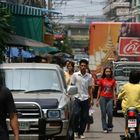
[0,2,42,16]
[0,2,60,16]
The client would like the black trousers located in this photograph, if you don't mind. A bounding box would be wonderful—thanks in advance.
[74,98,89,135]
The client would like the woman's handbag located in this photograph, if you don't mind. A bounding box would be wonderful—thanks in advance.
[88,106,94,124]
[88,115,94,124]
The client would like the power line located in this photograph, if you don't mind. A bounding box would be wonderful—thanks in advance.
[50,0,106,22]
[52,0,106,12]
[52,0,106,8]
[57,6,102,10]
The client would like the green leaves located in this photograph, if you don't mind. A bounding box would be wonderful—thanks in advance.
[0,6,13,63]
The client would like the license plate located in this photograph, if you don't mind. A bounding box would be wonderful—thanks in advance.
[128,119,137,128]
[19,122,30,130]
[7,121,29,130]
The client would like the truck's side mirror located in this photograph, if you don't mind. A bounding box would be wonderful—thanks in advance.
[67,85,78,95]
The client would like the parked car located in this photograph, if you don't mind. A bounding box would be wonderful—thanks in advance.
[1,63,77,140]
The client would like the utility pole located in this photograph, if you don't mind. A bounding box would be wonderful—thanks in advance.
[48,0,52,19]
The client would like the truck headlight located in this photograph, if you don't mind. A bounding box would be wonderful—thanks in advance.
[61,106,69,119]
[47,110,60,119]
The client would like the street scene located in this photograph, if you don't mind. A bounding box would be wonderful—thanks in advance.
[0,0,140,140]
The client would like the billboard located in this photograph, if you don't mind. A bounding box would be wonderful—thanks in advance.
[119,37,140,56]
[89,22,140,70]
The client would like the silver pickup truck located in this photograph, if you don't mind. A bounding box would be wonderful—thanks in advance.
[1,63,77,140]
[112,61,140,115]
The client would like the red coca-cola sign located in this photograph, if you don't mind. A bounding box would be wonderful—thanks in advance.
[119,37,140,56]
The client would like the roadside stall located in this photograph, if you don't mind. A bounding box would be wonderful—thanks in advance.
[6,35,60,63]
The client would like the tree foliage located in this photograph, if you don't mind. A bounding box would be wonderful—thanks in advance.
[61,37,73,54]
[0,6,13,63]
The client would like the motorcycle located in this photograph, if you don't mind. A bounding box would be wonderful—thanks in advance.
[125,107,140,139]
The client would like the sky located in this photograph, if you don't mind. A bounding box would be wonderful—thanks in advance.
[45,0,106,16]
[45,0,106,23]
[55,0,106,16]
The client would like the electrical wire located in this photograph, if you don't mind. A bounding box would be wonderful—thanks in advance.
[49,0,106,23]
[53,0,106,12]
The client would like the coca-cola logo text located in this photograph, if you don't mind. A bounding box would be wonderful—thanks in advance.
[123,40,140,55]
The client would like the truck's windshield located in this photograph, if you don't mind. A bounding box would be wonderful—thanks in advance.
[4,69,62,92]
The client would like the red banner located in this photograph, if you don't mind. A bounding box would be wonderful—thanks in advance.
[119,37,140,56]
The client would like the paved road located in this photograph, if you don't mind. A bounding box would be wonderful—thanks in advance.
[76,105,125,140]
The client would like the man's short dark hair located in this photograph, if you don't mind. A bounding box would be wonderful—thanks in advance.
[79,59,88,65]
[129,70,140,84]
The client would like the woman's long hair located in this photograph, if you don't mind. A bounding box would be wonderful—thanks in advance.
[67,61,75,73]
[101,67,113,78]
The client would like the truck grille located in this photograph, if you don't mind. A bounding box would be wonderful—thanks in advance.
[7,102,43,134]
[15,102,43,119]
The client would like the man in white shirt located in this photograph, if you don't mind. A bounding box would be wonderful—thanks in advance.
[71,59,93,139]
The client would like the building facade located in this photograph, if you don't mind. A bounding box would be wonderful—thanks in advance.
[65,23,89,60]
[131,0,140,21]
[103,0,133,21]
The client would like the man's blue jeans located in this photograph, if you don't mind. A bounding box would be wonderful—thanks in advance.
[99,96,113,130]
[74,98,89,135]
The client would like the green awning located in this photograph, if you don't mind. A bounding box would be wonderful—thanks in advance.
[31,46,60,55]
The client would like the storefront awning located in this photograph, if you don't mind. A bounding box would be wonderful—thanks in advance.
[7,35,50,47]
[6,35,60,55]
[0,2,61,16]
[0,2,42,16]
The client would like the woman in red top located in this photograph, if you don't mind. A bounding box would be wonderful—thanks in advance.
[96,67,116,133]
